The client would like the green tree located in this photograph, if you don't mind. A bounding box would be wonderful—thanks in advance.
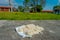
[30,0,46,12]
[53,5,60,14]
[23,0,30,12]
[40,0,46,7]
[18,6,24,12]
[36,5,43,12]
[23,0,46,12]
[53,5,60,9]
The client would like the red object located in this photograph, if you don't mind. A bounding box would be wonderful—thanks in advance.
[42,10,53,13]
[0,6,11,12]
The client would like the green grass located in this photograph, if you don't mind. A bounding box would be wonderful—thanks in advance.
[0,12,60,20]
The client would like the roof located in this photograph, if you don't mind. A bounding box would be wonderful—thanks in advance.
[42,10,53,12]
[0,6,11,8]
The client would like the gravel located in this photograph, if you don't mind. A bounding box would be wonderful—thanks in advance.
[0,20,60,40]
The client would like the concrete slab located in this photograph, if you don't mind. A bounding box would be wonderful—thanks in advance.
[0,20,60,40]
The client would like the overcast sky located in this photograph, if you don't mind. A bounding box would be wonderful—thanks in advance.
[0,0,59,10]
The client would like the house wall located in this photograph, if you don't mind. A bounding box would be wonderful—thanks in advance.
[0,7,10,12]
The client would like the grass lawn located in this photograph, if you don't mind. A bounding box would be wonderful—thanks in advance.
[0,12,60,20]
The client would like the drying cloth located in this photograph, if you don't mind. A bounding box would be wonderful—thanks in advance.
[16,24,44,38]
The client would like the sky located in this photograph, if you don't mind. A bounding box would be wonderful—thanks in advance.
[0,0,60,10]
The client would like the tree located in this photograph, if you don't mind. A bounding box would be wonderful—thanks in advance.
[30,0,46,12]
[30,5,43,12]
[36,5,43,12]
[23,0,30,12]
[29,0,39,12]
[18,6,24,12]
[23,0,46,12]
[53,5,60,14]
[40,0,46,7]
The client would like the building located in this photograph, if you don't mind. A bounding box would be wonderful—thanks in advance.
[0,6,11,12]
[0,6,17,12]
[42,10,53,13]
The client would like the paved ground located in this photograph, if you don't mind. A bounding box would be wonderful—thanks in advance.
[0,20,60,40]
